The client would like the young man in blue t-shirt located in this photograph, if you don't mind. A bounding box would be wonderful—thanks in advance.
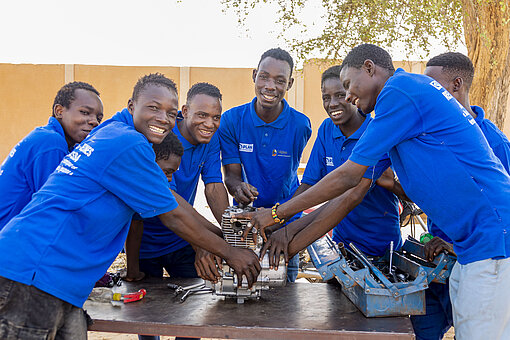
[0,82,103,230]
[242,44,510,339]
[218,47,312,281]
[400,52,510,340]
[0,74,261,339]
[262,65,400,265]
[125,82,228,284]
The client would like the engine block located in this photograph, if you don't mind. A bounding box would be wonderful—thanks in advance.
[206,206,287,303]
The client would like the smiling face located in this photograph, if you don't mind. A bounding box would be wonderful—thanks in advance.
[128,84,179,144]
[180,94,222,145]
[252,56,293,111]
[321,77,358,127]
[339,63,381,114]
[55,88,103,148]
[156,154,181,182]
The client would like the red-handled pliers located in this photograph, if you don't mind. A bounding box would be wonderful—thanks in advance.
[121,289,146,303]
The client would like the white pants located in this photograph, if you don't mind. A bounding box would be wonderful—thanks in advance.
[449,257,510,340]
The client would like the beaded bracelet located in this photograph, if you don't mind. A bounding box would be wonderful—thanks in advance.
[271,203,285,224]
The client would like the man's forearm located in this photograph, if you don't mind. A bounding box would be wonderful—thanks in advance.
[205,182,229,224]
[223,164,243,197]
[287,179,371,257]
[392,180,413,202]
[278,161,367,220]
[291,183,311,199]
[170,189,222,237]
[160,206,232,259]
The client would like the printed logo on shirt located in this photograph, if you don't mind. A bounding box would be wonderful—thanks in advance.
[272,149,291,158]
[429,80,442,90]
[326,157,334,167]
[454,101,476,125]
[8,146,17,159]
[77,143,95,157]
[441,90,453,101]
[239,143,254,153]
[56,143,95,176]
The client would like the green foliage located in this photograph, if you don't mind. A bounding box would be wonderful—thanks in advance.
[221,0,465,61]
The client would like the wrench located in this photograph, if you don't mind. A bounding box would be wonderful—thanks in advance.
[168,281,205,296]
[180,288,213,303]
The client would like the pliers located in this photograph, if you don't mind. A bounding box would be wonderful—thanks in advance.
[112,289,147,303]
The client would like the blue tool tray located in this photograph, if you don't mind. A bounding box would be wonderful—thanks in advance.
[307,235,456,317]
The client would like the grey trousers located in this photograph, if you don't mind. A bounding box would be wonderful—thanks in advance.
[0,276,87,340]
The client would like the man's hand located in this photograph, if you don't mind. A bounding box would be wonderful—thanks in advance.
[194,247,222,283]
[233,182,259,206]
[224,247,261,288]
[235,207,276,241]
[260,227,290,269]
[375,167,396,191]
[424,236,455,262]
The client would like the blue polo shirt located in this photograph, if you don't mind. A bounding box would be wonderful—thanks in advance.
[429,105,510,243]
[139,122,223,259]
[219,97,312,208]
[0,109,178,307]
[0,117,68,230]
[302,116,400,256]
[349,68,510,265]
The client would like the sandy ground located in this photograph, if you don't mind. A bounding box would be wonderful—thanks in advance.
[91,182,456,340]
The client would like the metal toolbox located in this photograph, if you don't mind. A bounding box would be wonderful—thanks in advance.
[307,235,456,317]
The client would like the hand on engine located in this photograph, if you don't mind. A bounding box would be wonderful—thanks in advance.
[194,247,222,283]
[236,207,276,242]
[224,247,261,288]
[260,227,290,270]
[233,182,259,206]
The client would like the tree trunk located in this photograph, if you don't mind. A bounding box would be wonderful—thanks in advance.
[461,0,510,129]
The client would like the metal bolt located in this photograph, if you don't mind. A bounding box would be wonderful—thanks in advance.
[365,289,370,293]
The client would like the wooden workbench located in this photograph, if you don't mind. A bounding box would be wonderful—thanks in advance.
[85,278,415,339]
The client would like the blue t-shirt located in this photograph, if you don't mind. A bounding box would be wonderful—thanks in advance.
[349,68,510,265]
[429,105,510,242]
[139,122,223,259]
[0,109,178,307]
[219,97,312,208]
[0,117,68,230]
[302,116,401,256]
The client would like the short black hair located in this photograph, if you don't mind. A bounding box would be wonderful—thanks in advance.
[186,82,222,104]
[153,131,183,161]
[257,48,294,76]
[132,73,178,102]
[52,81,100,117]
[341,44,395,73]
[321,65,342,86]
[426,52,474,89]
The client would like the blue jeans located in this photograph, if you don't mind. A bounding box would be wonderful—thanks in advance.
[287,254,299,282]
[0,276,87,340]
[138,245,198,340]
[410,281,452,340]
